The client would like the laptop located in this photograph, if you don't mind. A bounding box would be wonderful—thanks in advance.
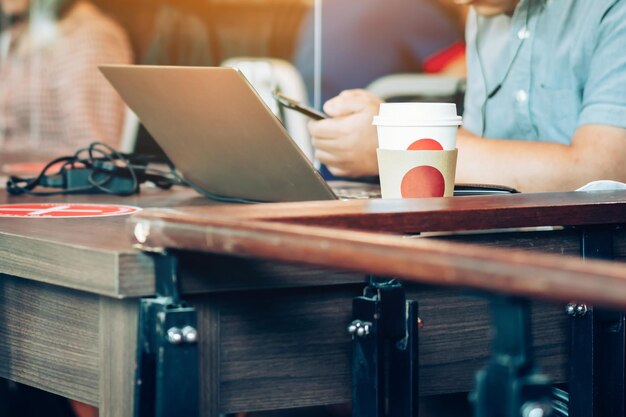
[100,65,517,201]
[100,65,383,202]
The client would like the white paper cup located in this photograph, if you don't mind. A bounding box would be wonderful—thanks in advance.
[373,103,462,150]
[377,148,458,198]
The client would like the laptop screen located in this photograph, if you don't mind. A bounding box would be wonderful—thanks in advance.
[100,65,337,202]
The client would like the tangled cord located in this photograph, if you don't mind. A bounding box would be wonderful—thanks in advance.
[6,142,183,197]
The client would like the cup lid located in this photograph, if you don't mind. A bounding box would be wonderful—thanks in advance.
[373,117,462,127]
[373,102,463,126]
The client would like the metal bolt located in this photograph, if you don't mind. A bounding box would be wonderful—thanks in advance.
[182,326,198,344]
[347,320,372,338]
[417,317,424,330]
[166,327,183,344]
[522,402,552,417]
[566,303,589,318]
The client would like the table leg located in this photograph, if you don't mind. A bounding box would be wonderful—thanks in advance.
[568,226,625,417]
[350,278,419,417]
[134,253,200,417]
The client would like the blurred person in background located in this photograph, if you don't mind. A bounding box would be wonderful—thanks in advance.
[0,0,132,156]
[0,2,131,414]
[295,0,467,105]
[307,0,626,191]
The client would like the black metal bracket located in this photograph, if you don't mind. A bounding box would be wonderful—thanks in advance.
[134,253,199,417]
[568,225,624,417]
[349,277,419,417]
[471,296,554,417]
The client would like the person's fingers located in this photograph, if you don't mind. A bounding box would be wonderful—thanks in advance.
[314,148,348,169]
[325,165,351,178]
[311,136,345,153]
[308,119,339,139]
[323,89,381,117]
[314,149,336,165]
[308,117,358,141]
[315,146,377,178]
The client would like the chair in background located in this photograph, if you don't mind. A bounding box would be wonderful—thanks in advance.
[107,1,215,160]
[118,106,140,154]
[221,57,314,162]
[366,73,466,113]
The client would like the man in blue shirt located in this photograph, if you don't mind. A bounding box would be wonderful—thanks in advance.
[308,0,626,192]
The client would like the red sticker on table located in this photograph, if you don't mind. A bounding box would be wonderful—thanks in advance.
[401,166,445,198]
[0,204,142,218]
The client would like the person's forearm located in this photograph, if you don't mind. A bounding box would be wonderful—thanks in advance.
[455,126,626,192]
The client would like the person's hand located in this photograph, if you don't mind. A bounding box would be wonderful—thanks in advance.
[308,89,382,178]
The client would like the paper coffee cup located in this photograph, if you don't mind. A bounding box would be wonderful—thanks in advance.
[377,148,457,198]
[373,103,462,150]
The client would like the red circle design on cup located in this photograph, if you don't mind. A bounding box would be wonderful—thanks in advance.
[407,138,443,151]
[400,166,445,198]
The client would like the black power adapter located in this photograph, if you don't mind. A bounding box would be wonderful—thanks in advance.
[6,142,181,197]
[63,168,138,194]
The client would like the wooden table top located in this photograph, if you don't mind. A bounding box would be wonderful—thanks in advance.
[132,189,626,233]
[130,190,626,310]
[2,186,626,300]
[0,186,209,297]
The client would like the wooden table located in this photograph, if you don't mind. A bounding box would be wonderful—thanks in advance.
[0,186,372,416]
[0,187,208,417]
[129,190,626,416]
[2,188,626,416]
[131,190,626,308]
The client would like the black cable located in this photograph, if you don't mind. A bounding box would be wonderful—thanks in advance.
[6,141,262,203]
[6,142,178,197]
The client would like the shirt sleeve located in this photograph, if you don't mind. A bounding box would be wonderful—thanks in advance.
[56,18,133,151]
[578,0,626,129]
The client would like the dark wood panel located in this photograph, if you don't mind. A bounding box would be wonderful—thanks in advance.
[0,235,121,296]
[213,286,358,413]
[118,252,157,297]
[194,286,567,414]
[436,229,582,254]
[444,228,626,264]
[179,252,367,294]
[118,250,368,297]
[99,298,139,417]
[0,275,100,405]
[198,296,222,417]
[614,229,626,260]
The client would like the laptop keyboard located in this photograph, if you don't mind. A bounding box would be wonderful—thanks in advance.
[330,183,518,199]
[329,181,382,200]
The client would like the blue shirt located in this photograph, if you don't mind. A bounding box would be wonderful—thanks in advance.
[463,0,626,143]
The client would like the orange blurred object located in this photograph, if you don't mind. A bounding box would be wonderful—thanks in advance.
[70,400,98,417]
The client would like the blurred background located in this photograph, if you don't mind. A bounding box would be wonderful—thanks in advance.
[0,0,467,162]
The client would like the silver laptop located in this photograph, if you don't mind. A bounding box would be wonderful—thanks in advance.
[100,65,380,202]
